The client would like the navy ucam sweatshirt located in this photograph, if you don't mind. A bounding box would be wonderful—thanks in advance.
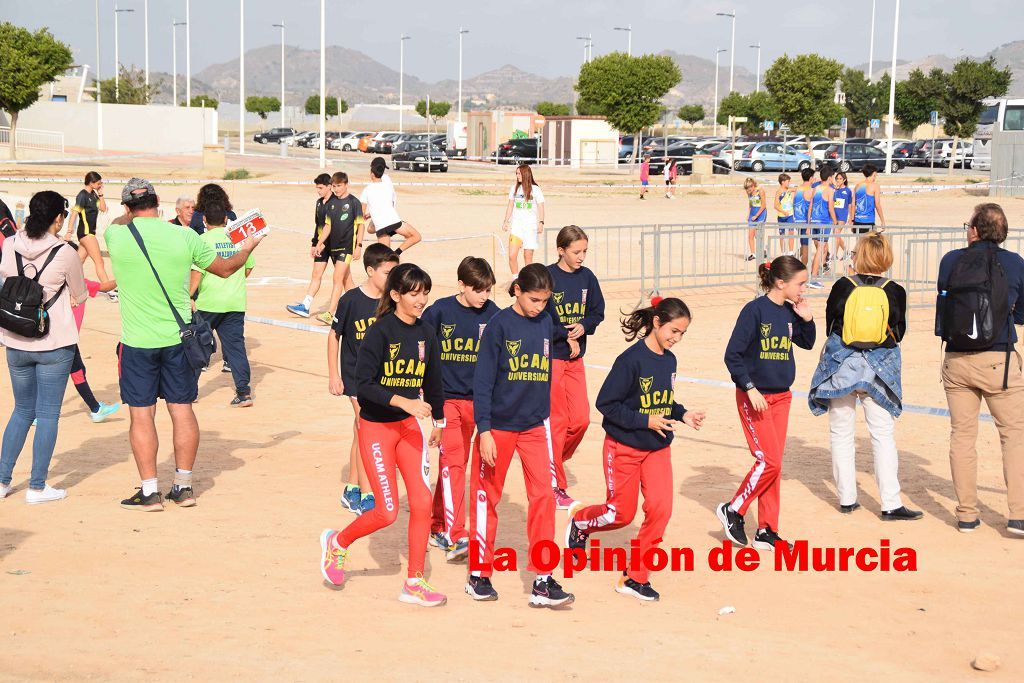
[473,306,553,433]
[421,295,500,399]
[546,264,605,359]
[724,296,816,394]
[596,340,687,452]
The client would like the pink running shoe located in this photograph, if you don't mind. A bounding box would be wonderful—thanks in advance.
[319,529,348,586]
[553,487,575,510]
[398,575,447,607]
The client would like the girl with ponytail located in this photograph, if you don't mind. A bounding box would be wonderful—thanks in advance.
[566,297,705,602]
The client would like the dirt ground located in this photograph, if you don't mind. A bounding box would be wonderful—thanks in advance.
[1,154,1023,681]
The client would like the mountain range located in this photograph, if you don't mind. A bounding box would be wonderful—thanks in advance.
[146,40,1024,112]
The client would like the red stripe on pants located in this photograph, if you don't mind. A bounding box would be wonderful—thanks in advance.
[729,389,791,532]
[469,424,556,577]
[431,398,475,541]
[549,358,590,489]
[338,417,431,578]
[574,435,673,583]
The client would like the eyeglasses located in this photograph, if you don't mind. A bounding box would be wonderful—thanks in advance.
[963,222,973,231]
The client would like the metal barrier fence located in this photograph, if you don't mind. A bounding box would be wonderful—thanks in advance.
[0,127,65,154]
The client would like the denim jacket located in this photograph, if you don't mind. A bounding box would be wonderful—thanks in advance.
[808,333,903,417]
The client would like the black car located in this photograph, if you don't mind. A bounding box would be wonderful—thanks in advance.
[253,127,296,144]
[647,143,696,175]
[496,138,540,164]
[392,141,448,172]
[892,141,916,161]
[822,143,903,173]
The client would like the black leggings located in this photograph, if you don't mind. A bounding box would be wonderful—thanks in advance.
[70,346,100,413]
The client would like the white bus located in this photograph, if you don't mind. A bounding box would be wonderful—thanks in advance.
[974,97,1024,172]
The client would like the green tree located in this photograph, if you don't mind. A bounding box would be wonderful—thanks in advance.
[841,67,889,129]
[0,23,73,159]
[536,101,571,116]
[893,67,943,132]
[305,95,340,118]
[746,91,780,127]
[576,52,681,160]
[415,99,451,122]
[183,94,219,108]
[764,54,844,137]
[938,56,1012,171]
[677,104,705,126]
[94,66,159,105]
[716,91,748,126]
[575,96,604,116]
[245,95,280,121]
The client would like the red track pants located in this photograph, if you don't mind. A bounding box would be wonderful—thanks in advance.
[469,422,557,577]
[431,399,475,542]
[573,435,673,583]
[338,417,432,578]
[729,389,792,532]
[550,358,590,489]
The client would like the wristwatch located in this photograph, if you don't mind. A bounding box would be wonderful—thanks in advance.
[432,418,447,429]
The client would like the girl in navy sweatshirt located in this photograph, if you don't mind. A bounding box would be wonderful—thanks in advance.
[566,297,705,602]
[546,225,606,510]
[468,263,574,608]
[319,263,448,608]
[718,256,816,551]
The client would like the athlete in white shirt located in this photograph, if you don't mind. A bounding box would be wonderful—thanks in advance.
[359,158,422,255]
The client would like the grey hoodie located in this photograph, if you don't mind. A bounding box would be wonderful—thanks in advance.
[0,231,88,351]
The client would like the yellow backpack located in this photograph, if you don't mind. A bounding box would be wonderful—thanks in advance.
[841,275,891,349]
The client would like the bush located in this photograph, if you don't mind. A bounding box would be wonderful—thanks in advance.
[223,168,251,180]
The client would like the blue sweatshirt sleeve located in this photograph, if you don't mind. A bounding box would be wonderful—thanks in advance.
[473,320,501,434]
[424,332,446,421]
[670,402,687,421]
[724,303,758,390]
[355,324,394,409]
[595,355,649,431]
[546,299,568,345]
[1014,254,1024,326]
[792,313,816,350]
[582,272,605,335]
[420,303,439,334]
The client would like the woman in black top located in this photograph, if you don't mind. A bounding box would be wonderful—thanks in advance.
[64,171,113,296]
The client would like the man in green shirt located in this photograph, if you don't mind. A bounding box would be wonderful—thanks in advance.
[106,178,263,511]
[189,201,255,408]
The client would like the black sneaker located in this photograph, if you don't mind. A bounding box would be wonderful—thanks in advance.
[120,488,163,511]
[616,575,660,602]
[716,502,747,546]
[1007,520,1024,536]
[221,363,232,373]
[464,575,499,602]
[565,504,589,551]
[958,519,981,533]
[166,485,196,507]
[881,506,923,521]
[529,576,574,608]
[230,393,253,408]
[752,527,793,552]
[840,502,861,514]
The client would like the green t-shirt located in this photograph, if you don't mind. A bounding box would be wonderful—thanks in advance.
[193,227,255,313]
[106,216,217,348]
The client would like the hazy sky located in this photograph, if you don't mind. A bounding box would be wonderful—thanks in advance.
[7,0,1022,82]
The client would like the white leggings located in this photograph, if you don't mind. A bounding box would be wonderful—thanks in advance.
[828,392,904,512]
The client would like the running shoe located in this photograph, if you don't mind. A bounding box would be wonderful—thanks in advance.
[880,506,923,521]
[958,519,981,533]
[565,501,589,550]
[221,363,232,373]
[616,575,660,601]
[316,311,334,325]
[166,485,196,507]
[360,493,376,513]
[90,401,121,423]
[107,290,119,303]
[25,484,67,505]
[529,576,574,608]
[430,531,453,550]
[286,302,311,318]
[1007,520,1024,536]
[752,527,793,552]
[319,529,348,586]
[230,393,253,408]
[746,254,755,262]
[553,487,575,510]
[446,538,470,562]
[465,575,499,601]
[716,502,748,546]
[340,485,362,515]
[0,483,10,500]
[31,418,37,427]
[399,575,447,607]
[120,488,164,511]
[808,280,824,290]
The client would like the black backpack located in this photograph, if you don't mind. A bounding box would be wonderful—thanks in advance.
[0,244,67,338]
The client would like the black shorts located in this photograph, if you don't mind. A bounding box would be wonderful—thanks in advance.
[77,222,96,241]
[377,221,403,238]
[314,250,352,264]
[852,221,874,234]
[117,342,200,406]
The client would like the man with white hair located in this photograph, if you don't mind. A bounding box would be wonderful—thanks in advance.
[170,197,195,227]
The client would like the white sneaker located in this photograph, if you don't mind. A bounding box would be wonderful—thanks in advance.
[26,484,67,504]
[0,483,10,499]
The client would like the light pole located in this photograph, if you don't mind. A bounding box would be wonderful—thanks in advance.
[577,35,592,64]
[714,48,727,136]
[613,25,632,56]
[144,0,149,89]
[172,20,186,106]
[867,0,876,80]
[884,0,900,174]
[113,5,135,102]
[319,0,325,168]
[458,27,469,123]
[273,21,286,127]
[716,10,736,93]
[750,43,761,93]
[239,0,245,155]
[185,0,191,107]
[94,0,102,149]
[399,34,410,133]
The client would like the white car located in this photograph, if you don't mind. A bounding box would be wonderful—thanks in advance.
[871,138,913,154]
[715,141,755,168]
[928,140,973,168]
[330,131,370,151]
[283,131,316,147]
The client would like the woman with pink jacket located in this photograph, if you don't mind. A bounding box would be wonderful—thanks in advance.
[0,191,88,504]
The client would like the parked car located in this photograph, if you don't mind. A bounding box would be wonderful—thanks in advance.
[300,132,339,149]
[496,138,540,164]
[253,127,297,144]
[647,143,696,175]
[927,139,973,168]
[871,137,913,154]
[286,131,317,146]
[618,134,637,163]
[891,141,917,161]
[365,131,402,153]
[806,141,835,165]
[330,131,372,151]
[822,143,903,173]
[392,141,449,172]
[715,141,755,169]
[735,142,814,172]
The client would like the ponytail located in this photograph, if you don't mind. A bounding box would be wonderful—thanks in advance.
[376,262,432,319]
[621,296,691,341]
[24,191,68,239]
[758,255,806,293]
[507,262,553,297]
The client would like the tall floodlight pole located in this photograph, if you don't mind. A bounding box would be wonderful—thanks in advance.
[144,0,150,88]
[399,34,411,133]
[172,20,186,106]
[114,6,135,101]
[750,43,762,93]
[868,0,877,80]
[716,11,736,93]
[185,0,191,106]
[614,25,632,56]
[239,0,245,155]
[273,21,286,127]
[884,0,901,174]
[458,27,469,123]
[95,0,103,149]
[714,48,727,136]
[319,0,326,168]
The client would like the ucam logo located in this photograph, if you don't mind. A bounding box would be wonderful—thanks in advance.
[505,339,522,357]
[389,342,401,360]
[553,292,564,305]
[639,376,654,394]
[441,323,456,339]
[760,323,772,338]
